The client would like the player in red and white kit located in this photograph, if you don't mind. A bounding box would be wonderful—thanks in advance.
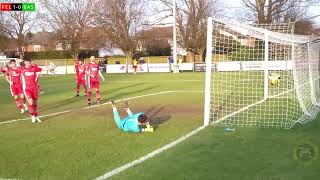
[86,56,105,106]
[31,62,44,95]
[75,59,87,97]
[0,66,8,74]
[5,59,28,113]
[21,58,42,123]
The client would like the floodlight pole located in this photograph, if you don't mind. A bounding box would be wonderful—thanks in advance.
[173,0,179,73]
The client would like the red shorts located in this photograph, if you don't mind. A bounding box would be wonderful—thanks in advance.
[87,80,100,89]
[77,76,86,85]
[10,83,23,96]
[24,86,38,100]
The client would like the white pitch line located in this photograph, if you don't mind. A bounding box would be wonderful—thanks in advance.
[0,110,72,125]
[95,126,206,180]
[0,89,205,179]
[84,91,173,109]
[110,80,203,83]
[0,90,202,125]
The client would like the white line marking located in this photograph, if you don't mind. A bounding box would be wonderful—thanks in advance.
[0,91,201,125]
[110,80,203,83]
[84,91,173,109]
[0,90,205,179]
[0,110,72,125]
[95,126,205,180]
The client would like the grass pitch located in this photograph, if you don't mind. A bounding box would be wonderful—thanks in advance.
[0,72,319,180]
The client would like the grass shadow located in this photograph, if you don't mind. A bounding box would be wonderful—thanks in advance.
[40,97,83,112]
[145,106,171,129]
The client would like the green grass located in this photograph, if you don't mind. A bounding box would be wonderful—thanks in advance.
[0,73,204,180]
[0,72,319,180]
[113,121,320,180]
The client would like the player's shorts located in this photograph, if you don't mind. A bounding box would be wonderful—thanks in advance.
[133,66,137,69]
[10,83,23,96]
[87,80,100,89]
[24,86,38,100]
[76,76,86,85]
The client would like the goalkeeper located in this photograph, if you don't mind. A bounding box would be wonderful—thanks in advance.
[269,72,281,85]
[110,100,153,133]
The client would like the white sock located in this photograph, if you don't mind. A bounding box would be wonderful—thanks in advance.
[112,107,117,112]
[125,108,132,115]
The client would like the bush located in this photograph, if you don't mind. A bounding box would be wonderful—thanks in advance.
[25,50,99,60]
[25,51,72,60]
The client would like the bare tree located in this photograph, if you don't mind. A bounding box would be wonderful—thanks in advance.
[294,19,316,35]
[40,0,94,58]
[93,0,148,62]
[241,0,320,23]
[158,0,222,62]
[0,0,38,59]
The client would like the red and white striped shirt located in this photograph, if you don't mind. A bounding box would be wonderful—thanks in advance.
[20,66,42,89]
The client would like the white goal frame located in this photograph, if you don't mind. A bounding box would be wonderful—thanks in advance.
[204,17,320,128]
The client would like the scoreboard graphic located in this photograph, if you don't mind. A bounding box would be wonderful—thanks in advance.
[0,3,35,11]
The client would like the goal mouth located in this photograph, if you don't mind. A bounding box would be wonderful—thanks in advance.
[204,17,320,129]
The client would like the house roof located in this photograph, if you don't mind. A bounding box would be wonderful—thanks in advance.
[141,26,173,40]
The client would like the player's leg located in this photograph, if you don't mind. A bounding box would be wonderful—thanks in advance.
[11,84,24,113]
[94,82,101,104]
[33,100,41,122]
[17,84,28,111]
[124,101,133,117]
[87,88,92,106]
[87,77,93,106]
[13,95,24,113]
[32,88,41,122]
[25,94,36,123]
[76,78,81,97]
[111,100,122,129]
[81,78,87,96]
[19,93,28,111]
[134,66,137,74]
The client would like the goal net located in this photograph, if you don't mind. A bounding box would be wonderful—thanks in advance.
[204,17,320,129]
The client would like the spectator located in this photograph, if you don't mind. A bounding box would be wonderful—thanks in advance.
[132,59,138,75]
[139,57,145,64]
[168,56,174,64]
[178,56,183,73]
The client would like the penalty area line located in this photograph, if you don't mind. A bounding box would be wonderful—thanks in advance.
[95,126,206,180]
[0,110,72,125]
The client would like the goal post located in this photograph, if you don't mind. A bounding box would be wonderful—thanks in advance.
[204,17,320,128]
[264,32,269,100]
[204,17,213,126]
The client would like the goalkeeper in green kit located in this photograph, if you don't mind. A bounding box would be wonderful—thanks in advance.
[110,100,153,133]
